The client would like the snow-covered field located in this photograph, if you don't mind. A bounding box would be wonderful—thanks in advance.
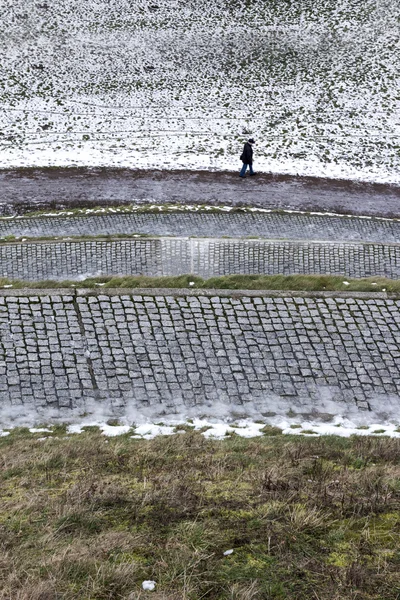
[1,0,399,183]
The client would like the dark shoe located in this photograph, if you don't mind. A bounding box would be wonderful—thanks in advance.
[249,173,256,176]
[239,175,246,178]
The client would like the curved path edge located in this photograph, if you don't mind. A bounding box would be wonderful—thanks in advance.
[1,168,400,218]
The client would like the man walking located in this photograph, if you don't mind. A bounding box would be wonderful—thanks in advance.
[239,138,255,177]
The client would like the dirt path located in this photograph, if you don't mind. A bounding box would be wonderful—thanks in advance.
[1,168,400,217]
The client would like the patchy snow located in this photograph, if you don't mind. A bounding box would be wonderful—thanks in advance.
[1,0,399,183]
[223,549,234,556]
[1,415,391,440]
[2,204,400,223]
[131,424,176,440]
[29,427,52,433]
[67,424,85,434]
[67,423,132,436]
[200,421,266,439]
[280,421,400,438]
[99,424,132,437]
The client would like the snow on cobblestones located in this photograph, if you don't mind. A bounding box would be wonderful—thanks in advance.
[1,0,399,182]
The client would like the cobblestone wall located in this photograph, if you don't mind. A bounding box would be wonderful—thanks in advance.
[1,238,400,280]
[0,292,399,423]
[1,211,400,243]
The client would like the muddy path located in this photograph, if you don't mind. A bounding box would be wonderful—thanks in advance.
[1,168,399,217]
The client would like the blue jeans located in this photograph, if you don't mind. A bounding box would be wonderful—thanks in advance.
[240,163,254,177]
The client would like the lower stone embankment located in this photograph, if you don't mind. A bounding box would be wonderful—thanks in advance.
[1,289,399,425]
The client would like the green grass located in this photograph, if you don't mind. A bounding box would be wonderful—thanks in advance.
[0,273,399,293]
[0,431,400,598]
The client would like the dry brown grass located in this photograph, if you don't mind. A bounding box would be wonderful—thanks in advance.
[1,273,400,293]
[0,429,399,598]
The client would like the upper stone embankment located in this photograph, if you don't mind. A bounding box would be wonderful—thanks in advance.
[2,205,400,243]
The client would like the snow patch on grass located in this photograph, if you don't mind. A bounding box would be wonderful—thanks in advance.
[29,427,52,433]
[3,416,399,439]
[131,424,176,439]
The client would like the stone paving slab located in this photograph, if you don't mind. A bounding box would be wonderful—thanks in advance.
[1,210,400,243]
[1,237,400,281]
[0,291,399,423]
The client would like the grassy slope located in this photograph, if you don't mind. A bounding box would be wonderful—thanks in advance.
[0,429,400,599]
[0,273,398,293]
[1,0,399,179]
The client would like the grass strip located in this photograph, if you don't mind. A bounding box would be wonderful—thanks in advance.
[0,273,399,293]
[0,430,399,599]
[0,233,152,243]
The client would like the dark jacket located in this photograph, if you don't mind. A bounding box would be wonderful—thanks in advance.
[240,142,253,165]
